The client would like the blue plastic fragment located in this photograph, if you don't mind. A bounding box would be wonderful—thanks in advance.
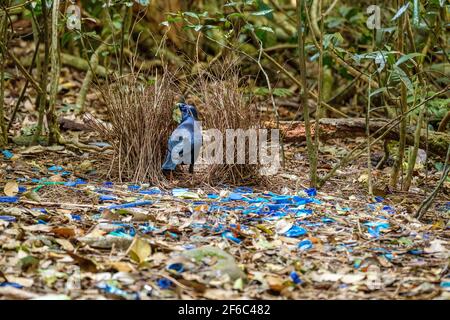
[61,171,72,177]
[64,179,87,187]
[97,283,139,300]
[272,196,292,204]
[71,214,81,221]
[32,208,48,214]
[382,205,395,214]
[37,219,47,224]
[128,185,140,192]
[234,187,253,194]
[103,200,153,211]
[18,186,27,193]
[374,196,384,203]
[298,239,313,251]
[0,282,23,289]
[1,150,13,159]
[321,217,335,223]
[408,249,423,255]
[0,216,16,222]
[0,196,19,203]
[292,196,313,205]
[99,195,117,202]
[440,281,450,288]
[229,193,244,201]
[103,181,114,188]
[284,225,307,237]
[290,271,302,284]
[305,188,317,197]
[109,227,135,238]
[139,188,161,195]
[222,231,242,244]
[48,165,63,172]
[157,278,173,289]
[207,193,219,199]
[167,263,184,274]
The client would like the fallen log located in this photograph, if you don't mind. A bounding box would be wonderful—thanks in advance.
[267,118,450,157]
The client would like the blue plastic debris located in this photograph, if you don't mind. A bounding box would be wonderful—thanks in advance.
[364,221,390,238]
[99,195,117,202]
[290,271,302,284]
[0,196,19,203]
[222,231,242,244]
[103,181,114,188]
[229,193,244,201]
[408,249,423,255]
[167,263,184,274]
[272,196,293,204]
[234,187,253,194]
[374,196,384,203]
[18,186,27,193]
[305,188,317,197]
[48,165,63,172]
[71,214,81,221]
[298,239,313,251]
[128,185,140,192]
[0,216,16,222]
[97,283,139,300]
[157,278,173,289]
[102,200,153,211]
[321,217,335,223]
[139,188,161,195]
[2,150,14,159]
[37,219,47,224]
[440,281,450,288]
[64,179,87,187]
[284,225,307,237]
[0,282,23,289]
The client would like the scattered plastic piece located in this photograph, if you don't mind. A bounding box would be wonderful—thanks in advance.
[37,219,47,224]
[48,165,63,172]
[167,263,184,274]
[0,282,23,289]
[298,239,313,251]
[305,188,317,197]
[128,185,140,192]
[222,231,242,244]
[0,216,16,222]
[290,271,302,284]
[103,181,114,188]
[71,214,81,221]
[97,283,139,300]
[139,188,161,195]
[284,225,307,237]
[103,200,153,211]
[157,278,173,289]
[1,150,13,159]
[374,196,384,203]
[0,196,19,203]
[99,195,117,202]
[18,186,27,193]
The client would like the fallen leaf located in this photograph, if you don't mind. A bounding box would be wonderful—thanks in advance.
[4,182,19,196]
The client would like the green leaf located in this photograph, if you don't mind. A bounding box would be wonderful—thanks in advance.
[412,0,420,26]
[395,52,424,66]
[392,65,413,91]
[369,87,389,98]
[256,26,274,33]
[391,2,410,21]
[251,9,274,16]
[184,12,200,20]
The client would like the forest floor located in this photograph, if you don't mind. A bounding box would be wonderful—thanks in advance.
[0,133,449,300]
[1,45,449,299]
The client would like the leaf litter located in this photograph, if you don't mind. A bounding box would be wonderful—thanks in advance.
[0,150,449,300]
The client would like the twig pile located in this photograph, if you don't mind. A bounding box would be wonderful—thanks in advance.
[196,60,262,185]
[89,72,175,184]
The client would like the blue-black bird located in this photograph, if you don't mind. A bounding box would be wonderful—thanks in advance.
[162,103,202,177]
